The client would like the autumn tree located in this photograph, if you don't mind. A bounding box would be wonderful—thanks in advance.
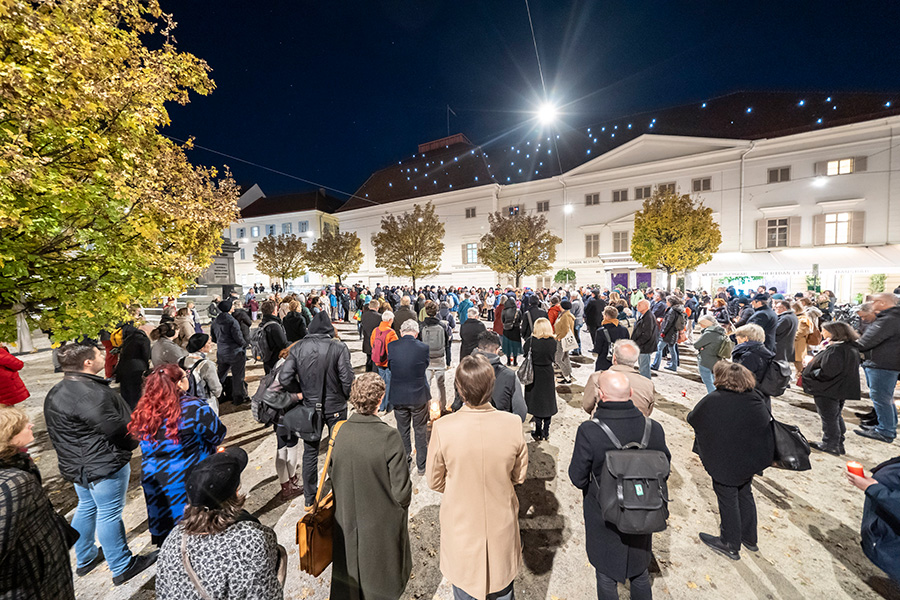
[371,203,445,289]
[0,0,239,342]
[479,212,562,287]
[630,187,722,290]
[254,235,307,286]
[303,230,364,285]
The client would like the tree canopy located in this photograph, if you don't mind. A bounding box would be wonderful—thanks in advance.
[554,268,576,285]
[0,0,239,342]
[479,211,561,287]
[303,229,364,285]
[630,188,722,289]
[371,202,444,289]
[253,235,307,286]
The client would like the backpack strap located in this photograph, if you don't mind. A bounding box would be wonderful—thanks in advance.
[592,417,653,450]
[591,418,623,449]
[639,417,653,449]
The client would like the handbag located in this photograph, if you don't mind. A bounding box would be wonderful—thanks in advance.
[561,318,578,352]
[182,532,287,598]
[517,312,534,386]
[770,411,811,471]
[296,420,345,577]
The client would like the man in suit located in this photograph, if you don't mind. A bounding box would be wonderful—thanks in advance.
[388,319,431,475]
[773,300,799,364]
[630,299,660,380]
[748,293,778,353]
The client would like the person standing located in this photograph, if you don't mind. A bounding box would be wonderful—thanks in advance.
[844,456,900,584]
[584,289,606,346]
[207,295,221,322]
[793,302,815,375]
[371,311,399,412]
[583,340,656,417]
[773,300,799,365]
[361,298,383,372]
[500,296,523,367]
[179,333,222,415]
[283,299,308,343]
[554,300,575,384]
[651,297,685,372]
[330,374,413,599]
[392,295,419,336]
[452,331,528,422]
[173,308,195,349]
[459,307,487,360]
[421,301,450,412]
[853,293,900,443]
[524,318,558,441]
[0,406,76,599]
[279,312,354,507]
[0,344,29,405]
[569,371,670,600]
[747,293,778,353]
[212,298,250,406]
[427,355,528,600]
[693,316,728,394]
[687,362,774,561]
[439,301,457,367]
[150,322,187,368]
[593,305,629,372]
[732,324,774,399]
[570,291,585,356]
[630,299,659,380]
[520,295,549,341]
[116,322,152,410]
[128,364,226,546]
[44,342,157,585]
[387,319,431,475]
[259,300,289,374]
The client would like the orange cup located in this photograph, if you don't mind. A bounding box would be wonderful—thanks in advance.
[847,461,864,477]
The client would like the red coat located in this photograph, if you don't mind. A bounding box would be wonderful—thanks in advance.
[0,347,29,405]
[548,304,562,327]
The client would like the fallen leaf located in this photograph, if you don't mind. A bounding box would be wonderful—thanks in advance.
[705,574,711,582]
[687,581,698,589]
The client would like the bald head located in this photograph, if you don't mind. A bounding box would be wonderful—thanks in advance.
[598,371,632,403]
[872,293,898,313]
[636,299,650,314]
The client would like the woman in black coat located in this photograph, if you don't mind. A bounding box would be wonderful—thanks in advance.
[732,323,775,403]
[519,295,549,341]
[523,318,558,441]
[592,306,630,371]
[687,361,775,560]
[802,322,861,455]
[282,305,308,343]
[568,371,669,599]
[116,323,151,410]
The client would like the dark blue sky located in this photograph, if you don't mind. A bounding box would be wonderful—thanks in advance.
[162,1,900,197]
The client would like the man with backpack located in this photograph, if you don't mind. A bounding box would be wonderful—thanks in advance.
[421,301,451,413]
[371,311,399,412]
[179,333,222,414]
[568,371,671,600]
[694,316,732,394]
[251,300,288,374]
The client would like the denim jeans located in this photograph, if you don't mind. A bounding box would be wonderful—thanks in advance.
[72,463,133,576]
[638,353,652,379]
[453,581,514,600]
[377,366,392,412]
[699,364,716,394]
[864,367,898,440]
[651,339,679,369]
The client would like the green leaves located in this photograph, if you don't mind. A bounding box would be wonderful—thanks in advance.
[371,202,445,288]
[303,230,363,285]
[479,211,561,287]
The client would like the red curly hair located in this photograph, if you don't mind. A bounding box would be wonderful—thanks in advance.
[128,364,185,444]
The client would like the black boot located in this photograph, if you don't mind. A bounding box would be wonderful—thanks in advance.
[855,408,877,419]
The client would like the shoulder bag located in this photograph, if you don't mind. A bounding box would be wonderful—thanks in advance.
[768,406,811,471]
[517,312,534,385]
[296,420,345,577]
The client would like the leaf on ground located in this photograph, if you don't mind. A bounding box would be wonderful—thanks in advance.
[705,574,712,582]
[687,581,699,589]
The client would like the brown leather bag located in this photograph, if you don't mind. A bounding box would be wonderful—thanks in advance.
[296,420,345,577]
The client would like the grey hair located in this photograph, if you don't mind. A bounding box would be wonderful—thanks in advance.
[400,319,420,335]
[381,311,394,322]
[612,339,640,366]
[734,323,765,342]
[698,315,716,326]
[467,307,480,318]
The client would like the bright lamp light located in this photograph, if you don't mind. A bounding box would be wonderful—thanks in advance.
[564,204,574,214]
[812,177,828,188]
[537,102,557,125]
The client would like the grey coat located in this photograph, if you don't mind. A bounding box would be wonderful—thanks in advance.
[151,337,187,368]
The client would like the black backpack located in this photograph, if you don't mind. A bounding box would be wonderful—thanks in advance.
[250,364,298,426]
[592,417,670,535]
[178,357,209,399]
[758,359,792,397]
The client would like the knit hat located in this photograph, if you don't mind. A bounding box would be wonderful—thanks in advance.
[186,447,248,509]
[560,300,572,310]
[218,298,234,313]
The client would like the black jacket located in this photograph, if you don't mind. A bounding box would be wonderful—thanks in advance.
[233,309,253,347]
[630,311,660,354]
[500,299,521,342]
[687,388,774,486]
[856,305,900,371]
[520,304,549,340]
[261,314,289,364]
[660,305,685,345]
[450,350,526,420]
[583,296,607,328]
[385,336,430,406]
[732,340,774,387]
[44,372,137,485]
[593,323,630,371]
[391,306,419,337]
[774,311,799,363]
[283,311,308,343]
[459,318,486,360]
[860,456,900,583]
[278,313,354,415]
[116,324,150,380]
[802,342,861,401]
[748,304,778,353]
[568,401,669,580]
[212,311,247,360]
[360,309,382,355]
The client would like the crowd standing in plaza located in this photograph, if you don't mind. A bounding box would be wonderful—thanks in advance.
[1,278,900,599]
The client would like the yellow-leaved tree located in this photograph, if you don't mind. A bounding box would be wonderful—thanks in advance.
[303,230,364,285]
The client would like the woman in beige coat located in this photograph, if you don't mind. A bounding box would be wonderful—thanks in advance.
[173,308,195,349]
[426,355,528,600]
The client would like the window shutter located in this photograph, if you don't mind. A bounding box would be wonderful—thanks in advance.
[768,169,777,184]
[756,219,767,249]
[814,161,828,176]
[854,156,867,172]
[813,214,826,246]
[850,211,866,244]
[788,216,801,247]
[461,244,468,264]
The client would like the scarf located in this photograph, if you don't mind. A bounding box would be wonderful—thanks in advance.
[601,318,619,327]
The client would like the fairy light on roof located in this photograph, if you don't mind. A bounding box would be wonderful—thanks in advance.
[826,96,832,102]
[746,107,752,113]
[701,102,707,108]
[886,101,892,107]
[817,118,823,124]
[798,100,806,106]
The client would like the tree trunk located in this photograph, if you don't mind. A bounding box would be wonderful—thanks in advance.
[515,273,521,288]
[412,275,416,290]
[666,270,675,292]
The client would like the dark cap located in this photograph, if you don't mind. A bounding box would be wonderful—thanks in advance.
[753,293,770,303]
[186,333,210,353]
[218,298,234,313]
[560,299,572,310]
[186,447,248,509]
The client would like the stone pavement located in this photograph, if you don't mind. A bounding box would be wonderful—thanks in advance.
[13,321,900,599]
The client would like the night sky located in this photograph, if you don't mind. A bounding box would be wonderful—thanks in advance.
[161,1,900,198]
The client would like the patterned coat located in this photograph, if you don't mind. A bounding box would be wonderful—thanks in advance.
[140,395,226,545]
[0,453,74,600]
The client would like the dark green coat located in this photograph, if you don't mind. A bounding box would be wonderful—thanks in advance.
[329,413,412,600]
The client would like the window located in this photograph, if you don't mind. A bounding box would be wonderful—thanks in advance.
[298,220,309,232]
[827,158,854,176]
[508,205,520,216]
[282,222,292,234]
[692,177,711,192]
[768,167,791,183]
[766,218,789,248]
[462,243,478,264]
[824,212,851,245]
[465,207,477,219]
[658,182,676,194]
[239,248,245,260]
[265,224,276,236]
[250,226,260,238]
[585,234,600,258]
[236,227,246,239]
[613,231,629,253]
[634,185,651,200]
[612,189,628,202]
[536,200,550,213]
[585,193,600,206]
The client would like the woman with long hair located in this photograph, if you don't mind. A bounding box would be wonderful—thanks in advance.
[149,321,186,368]
[128,364,226,546]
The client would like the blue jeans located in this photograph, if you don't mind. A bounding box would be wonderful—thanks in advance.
[453,581,514,600]
[72,463,133,576]
[377,366,392,412]
[651,339,679,369]
[638,353,652,379]
[699,364,716,394]
[864,367,898,440]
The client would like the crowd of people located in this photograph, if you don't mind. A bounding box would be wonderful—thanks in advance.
[0,279,898,599]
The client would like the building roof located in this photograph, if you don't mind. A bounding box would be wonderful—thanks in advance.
[340,91,900,213]
[240,189,344,218]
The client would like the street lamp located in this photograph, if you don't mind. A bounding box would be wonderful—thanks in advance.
[537,102,557,125]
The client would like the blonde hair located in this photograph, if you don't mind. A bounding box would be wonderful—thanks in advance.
[532,317,554,339]
[0,407,29,460]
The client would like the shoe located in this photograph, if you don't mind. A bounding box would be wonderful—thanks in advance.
[854,428,895,443]
[855,409,877,419]
[663,366,678,372]
[531,430,542,442]
[809,441,842,456]
[417,468,426,477]
[543,433,550,442]
[112,552,159,586]
[277,481,302,502]
[650,366,659,372]
[76,548,105,577]
[699,532,740,560]
[742,540,759,552]
[858,422,877,431]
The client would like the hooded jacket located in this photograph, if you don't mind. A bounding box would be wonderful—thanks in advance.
[732,340,775,388]
[660,304,686,345]
[693,323,727,370]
